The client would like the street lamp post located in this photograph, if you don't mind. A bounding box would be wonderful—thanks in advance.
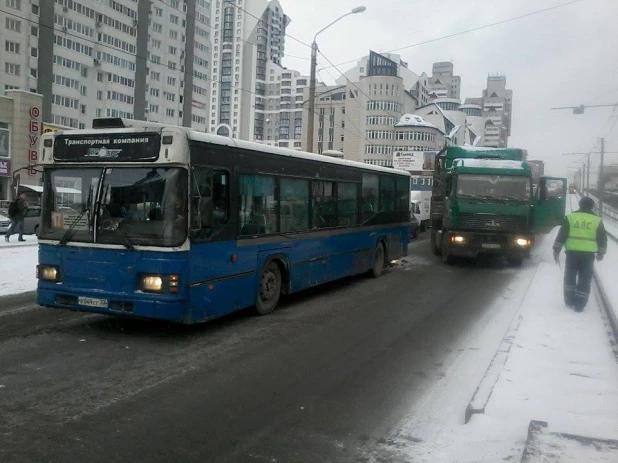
[306,6,366,153]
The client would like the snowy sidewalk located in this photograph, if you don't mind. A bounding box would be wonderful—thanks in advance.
[367,233,618,462]
[0,237,38,297]
[478,248,618,461]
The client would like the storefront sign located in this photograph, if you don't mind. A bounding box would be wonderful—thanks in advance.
[0,123,9,158]
[42,123,67,134]
[27,106,41,176]
[0,158,11,178]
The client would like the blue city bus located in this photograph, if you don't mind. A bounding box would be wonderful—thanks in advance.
[35,119,410,324]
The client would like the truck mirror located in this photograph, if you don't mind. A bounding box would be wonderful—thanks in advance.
[538,177,547,200]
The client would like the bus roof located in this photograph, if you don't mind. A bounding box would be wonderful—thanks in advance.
[54,118,410,177]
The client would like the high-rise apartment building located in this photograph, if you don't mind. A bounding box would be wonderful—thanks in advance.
[259,62,308,149]
[427,61,461,99]
[303,51,418,166]
[0,0,213,130]
[209,0,290,140]
[465,74,513,148]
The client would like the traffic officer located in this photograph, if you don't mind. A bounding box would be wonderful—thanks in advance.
[553,196,607,312]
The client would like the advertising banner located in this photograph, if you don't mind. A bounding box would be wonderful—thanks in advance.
[392,151,424,171]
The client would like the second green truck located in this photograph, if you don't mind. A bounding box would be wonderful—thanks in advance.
[430,146,566,265]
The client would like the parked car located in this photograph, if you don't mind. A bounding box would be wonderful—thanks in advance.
[0,213,10,234]
[409,211,420,239]
[23,207,41,235]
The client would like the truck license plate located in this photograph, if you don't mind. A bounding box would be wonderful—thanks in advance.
[78,297,108,308]
[482,243,501,249]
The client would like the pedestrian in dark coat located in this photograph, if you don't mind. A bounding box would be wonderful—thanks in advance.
[5,193,28,242]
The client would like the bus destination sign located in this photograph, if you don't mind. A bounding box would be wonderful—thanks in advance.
[53,133,161,162]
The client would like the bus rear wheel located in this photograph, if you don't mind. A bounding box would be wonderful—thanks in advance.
[255,261,282,315]
[371,242,386,278]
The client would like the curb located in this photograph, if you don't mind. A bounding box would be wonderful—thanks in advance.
[464,313,523,423]
[464,261,542,424]
[0,243,38,249]
[593,269,618,346]
[520,420,618,462]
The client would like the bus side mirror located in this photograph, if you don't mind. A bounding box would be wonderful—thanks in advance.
[11,173,20,200]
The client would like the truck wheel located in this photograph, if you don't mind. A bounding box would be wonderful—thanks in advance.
[442,240,455,265]
[371,242,386,278]
[255,261,282,315]
[430,229,441,256]
[507,257,523,267]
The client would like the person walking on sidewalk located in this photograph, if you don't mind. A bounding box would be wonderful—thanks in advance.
[5,192,28,243]
[553,196,607,312]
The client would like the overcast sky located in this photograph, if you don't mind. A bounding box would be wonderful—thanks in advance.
[279,0,618,180]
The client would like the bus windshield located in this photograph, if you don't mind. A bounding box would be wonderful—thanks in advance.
[456,174,531,201]
[40,167,188,247]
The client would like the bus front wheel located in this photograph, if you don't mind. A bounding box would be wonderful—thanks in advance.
[255,261,282,315]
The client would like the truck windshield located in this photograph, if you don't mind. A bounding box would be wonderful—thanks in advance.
[456,174,531,201]
[40,167,188,247]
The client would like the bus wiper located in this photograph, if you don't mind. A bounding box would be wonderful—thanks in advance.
[106,224,135,250]
[59,185,93,246]
[59,206,90,246]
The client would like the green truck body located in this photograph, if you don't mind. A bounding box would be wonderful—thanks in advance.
[430,146,567,265]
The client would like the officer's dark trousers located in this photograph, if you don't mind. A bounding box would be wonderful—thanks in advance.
[563,251,595,311]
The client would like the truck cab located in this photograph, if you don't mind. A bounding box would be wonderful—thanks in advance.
[430,146,566,265]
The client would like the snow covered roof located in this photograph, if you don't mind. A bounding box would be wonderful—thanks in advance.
[454,159,526,170]
[20,184,82,194]
[395,114,437,128]
[460,145,502,151]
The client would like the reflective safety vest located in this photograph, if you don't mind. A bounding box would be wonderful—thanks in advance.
[565,212,601,252]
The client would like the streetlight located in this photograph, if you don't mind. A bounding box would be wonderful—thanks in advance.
[306,6,366,153]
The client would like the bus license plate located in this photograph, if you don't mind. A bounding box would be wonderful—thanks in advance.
[482,243,501,249]
[78,297,108,308]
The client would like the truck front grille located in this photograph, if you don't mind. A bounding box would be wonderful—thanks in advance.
[458,213,527,232]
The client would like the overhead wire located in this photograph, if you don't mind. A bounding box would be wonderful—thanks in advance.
[318,0,587,72]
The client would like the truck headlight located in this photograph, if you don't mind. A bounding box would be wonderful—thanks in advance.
[37,265,61,282]
[450,235,466,244]
[141,275,163,292]
[515,238,531,247]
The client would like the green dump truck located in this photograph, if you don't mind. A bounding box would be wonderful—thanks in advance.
[430,146,566,265]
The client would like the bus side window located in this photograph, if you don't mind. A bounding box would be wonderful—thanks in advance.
[362,174,379,222]
[190,167,229,238]
[239,174,277,235]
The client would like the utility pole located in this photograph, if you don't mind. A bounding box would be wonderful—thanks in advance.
[586,153,590,192]
[598,137,605,216]
[306,41,318,153]
[305,7,366,153]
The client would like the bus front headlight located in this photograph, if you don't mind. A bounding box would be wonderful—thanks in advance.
[37,265,61,282]
[141,275,164,292]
